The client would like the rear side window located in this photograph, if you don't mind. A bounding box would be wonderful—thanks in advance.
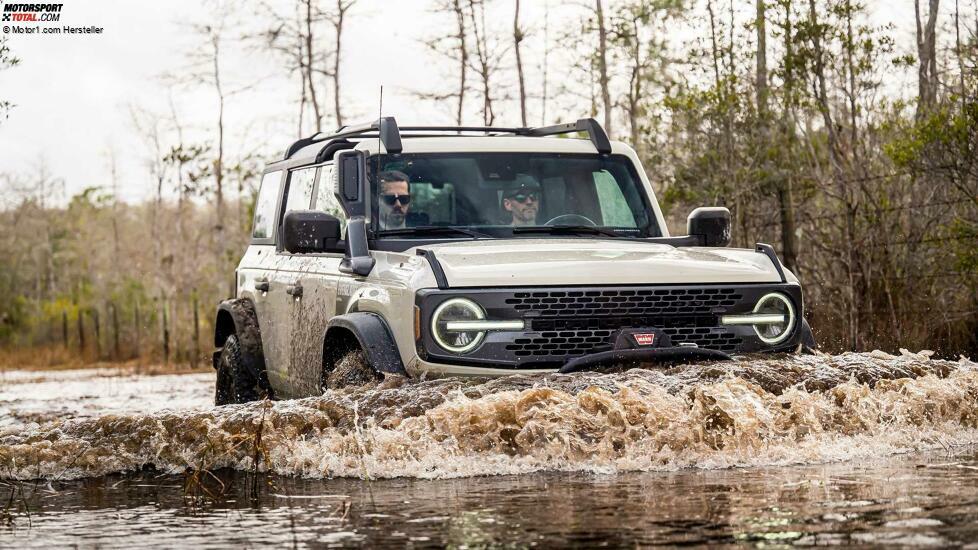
[252,171,282,239]
[285,168,317,212]
[314,165,348,230]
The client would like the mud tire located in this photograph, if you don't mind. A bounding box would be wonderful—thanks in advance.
[215,335,262,405]
[323,349,383,390]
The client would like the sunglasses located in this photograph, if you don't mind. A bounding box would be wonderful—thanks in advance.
[508,192,539,203]
[381,194,411,206]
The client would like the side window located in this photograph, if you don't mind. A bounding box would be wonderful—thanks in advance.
[314,165,348,231]
[252,171,283,239]
[285,167,317,213]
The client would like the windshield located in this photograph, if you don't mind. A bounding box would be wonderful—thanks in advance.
[369,153,659,238]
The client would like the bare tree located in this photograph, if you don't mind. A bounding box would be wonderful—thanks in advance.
[466,0,508,125]
[323,0,357,127]
[595,0,612,136]
[0,37,21,124]
[417,0,470,125]
[513,0,528,126]
[256,0,330,134]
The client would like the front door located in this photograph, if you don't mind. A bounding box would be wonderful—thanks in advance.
[265,164,346,398]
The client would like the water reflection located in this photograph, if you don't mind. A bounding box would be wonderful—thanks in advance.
[3,449,978,547]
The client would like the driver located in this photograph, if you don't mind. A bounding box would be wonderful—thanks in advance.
[378,170,411,229]
[502,178,540,226]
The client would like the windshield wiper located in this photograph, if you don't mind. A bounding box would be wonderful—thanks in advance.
[512,225,627,238]
[377,226,492,239]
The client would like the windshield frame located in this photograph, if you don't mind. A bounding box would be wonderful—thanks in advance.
[367,152,661,241]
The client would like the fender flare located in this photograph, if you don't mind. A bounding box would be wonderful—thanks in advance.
[799,318,817,352]
[214,298,271,393]
[325,312,408,376]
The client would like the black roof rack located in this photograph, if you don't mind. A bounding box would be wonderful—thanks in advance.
[283,116,612,160]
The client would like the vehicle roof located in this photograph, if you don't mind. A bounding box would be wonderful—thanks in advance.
[271,136,636,170]
[264,117,627,171]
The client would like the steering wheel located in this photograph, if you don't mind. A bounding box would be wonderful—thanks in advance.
[544,214,598,226]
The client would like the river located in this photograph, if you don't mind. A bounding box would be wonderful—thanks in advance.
[1,350,977,547]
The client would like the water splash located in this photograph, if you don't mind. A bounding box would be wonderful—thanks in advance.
[1,351,976,481]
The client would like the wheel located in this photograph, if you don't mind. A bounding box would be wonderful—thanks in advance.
[545,213,597,226]
[214,334,263,405]
[322,348,383,391]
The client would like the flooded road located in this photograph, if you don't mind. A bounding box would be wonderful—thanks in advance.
[2,351,978,546]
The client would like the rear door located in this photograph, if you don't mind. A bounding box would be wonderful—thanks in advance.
[241,170,285,389]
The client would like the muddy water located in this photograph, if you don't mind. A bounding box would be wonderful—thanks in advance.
[2,351,978,546]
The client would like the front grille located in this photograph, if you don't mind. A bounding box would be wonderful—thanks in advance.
[507,330,615,357]
[418,284,797,368]
[504,288,740,316]
[661,327,741,351]
[505,327,741,357]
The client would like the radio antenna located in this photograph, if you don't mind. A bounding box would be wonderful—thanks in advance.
[376,85,383,197]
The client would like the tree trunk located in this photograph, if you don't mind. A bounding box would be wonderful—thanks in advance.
[111,302,120,360]
[453,0,468,126]
[595,0,612,136]
[304,0,322,132]
[161,296,170,365]
[332,0,350,127]
[134,300,141,359]
[93,308,102,360]
[808,0,856,349]
[514,0,527,126]
[192,289,200,370]
[77,308,85,353]
[755,0,768,119]
[915,0,941,118]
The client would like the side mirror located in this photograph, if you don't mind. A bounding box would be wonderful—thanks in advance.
[334,149,367,217]
[332,149,375,276]
[687,207,731,247]
[282,210,342,253]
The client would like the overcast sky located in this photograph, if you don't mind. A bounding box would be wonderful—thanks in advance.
[0,0,918,204]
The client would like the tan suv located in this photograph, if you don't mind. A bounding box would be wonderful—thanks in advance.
[212,118,815,404]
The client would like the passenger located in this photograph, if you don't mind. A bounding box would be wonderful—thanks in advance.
[378,170,412,230]
[502,179,541,226]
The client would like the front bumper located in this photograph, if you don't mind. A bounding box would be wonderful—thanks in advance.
[416,283,806,370]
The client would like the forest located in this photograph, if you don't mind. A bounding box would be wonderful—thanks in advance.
[0,0,976,367]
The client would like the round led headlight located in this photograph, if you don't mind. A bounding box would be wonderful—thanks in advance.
[431,298,486,354]
[752,293,796,344]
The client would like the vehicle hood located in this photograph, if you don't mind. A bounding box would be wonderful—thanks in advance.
[414,238,785,287]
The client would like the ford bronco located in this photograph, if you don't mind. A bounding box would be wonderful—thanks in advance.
[213,117,815,404]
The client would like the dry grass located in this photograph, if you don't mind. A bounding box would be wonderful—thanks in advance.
[0,345,211,375]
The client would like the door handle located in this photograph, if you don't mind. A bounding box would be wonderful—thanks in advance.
[255,281,270,292]
[286,284,303,298]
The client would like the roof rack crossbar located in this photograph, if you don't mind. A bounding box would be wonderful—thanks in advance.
[284,117,403,159]
[284,116,613,160]
[525,118,612,154]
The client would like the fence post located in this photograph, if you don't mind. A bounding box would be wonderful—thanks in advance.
[62,310,68,348]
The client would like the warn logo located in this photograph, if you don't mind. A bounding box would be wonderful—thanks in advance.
[633,333,656,346]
